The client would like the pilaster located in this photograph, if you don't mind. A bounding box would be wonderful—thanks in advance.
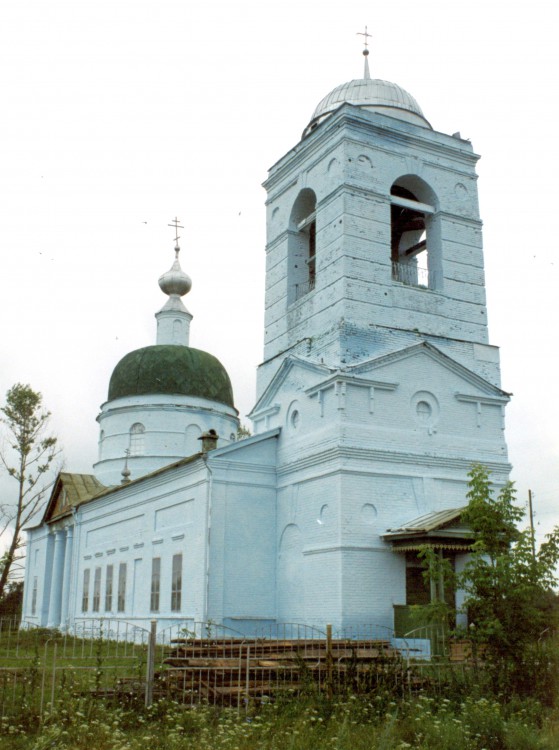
[47,529,66,629]
[59,527,74,630]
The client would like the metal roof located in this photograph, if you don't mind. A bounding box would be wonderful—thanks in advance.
[385,507,467,536]
[383,507,474,551]
[303,78,431,137]
[41,472,106,525]
[108,344,235,408]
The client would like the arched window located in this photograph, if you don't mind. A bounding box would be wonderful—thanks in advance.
[390,177,440,289]
[184,424,202,456]
[288,188,317,303]
[172,318,183,342]
[129,423,145,456]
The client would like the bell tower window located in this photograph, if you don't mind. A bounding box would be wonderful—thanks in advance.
[390,178,440,290]
[288,188,317,303]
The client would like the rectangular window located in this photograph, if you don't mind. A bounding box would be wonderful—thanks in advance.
[105,565,113,612]
[82,568,90,612]
[150,557,161,612]
[31,577,38,615]
[117,563,127,612]
[92,567,101,612]
[171,553,182,612]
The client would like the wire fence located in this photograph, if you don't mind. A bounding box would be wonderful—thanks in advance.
[0,617,472,720]
[0,618,151,721]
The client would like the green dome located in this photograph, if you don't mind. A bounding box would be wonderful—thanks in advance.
[108,345,235,408]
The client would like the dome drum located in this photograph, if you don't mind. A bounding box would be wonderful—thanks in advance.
[94,393,239,486]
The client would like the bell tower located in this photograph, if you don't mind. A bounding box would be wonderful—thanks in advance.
[249,47,510,630]
[257,50,499,399]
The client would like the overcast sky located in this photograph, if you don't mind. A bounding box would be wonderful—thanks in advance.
[1,0,558,551]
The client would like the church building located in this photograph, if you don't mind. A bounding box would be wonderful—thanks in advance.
[22,47,511,636]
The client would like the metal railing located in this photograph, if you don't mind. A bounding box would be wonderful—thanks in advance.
[0,618,151,720]
[392,261,430,288]
[294,278,316,300]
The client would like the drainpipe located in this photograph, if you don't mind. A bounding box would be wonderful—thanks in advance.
[202,454,213,623]
[199,431,218,622]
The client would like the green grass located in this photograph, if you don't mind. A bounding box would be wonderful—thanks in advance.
[2,628,558,749]
[1,693,558,750]
[0,626,149,721]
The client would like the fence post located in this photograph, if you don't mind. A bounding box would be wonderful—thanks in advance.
[50,642,57,711]
[326,623,333,700]
[145,619,157,708]
[244,644,251,711]
[39,639,50,721]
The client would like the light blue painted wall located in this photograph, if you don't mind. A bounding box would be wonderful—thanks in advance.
[94,393,238,486]
[22,79,512,637]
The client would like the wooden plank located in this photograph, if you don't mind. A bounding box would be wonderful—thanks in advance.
[165,658,242,668]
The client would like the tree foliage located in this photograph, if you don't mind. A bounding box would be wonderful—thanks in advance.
[458,465,559,695]
[460,466,559,649]
[0,384,60,601]
[0,576,23,616]
[418,465,559,698]
[236,423,252,440]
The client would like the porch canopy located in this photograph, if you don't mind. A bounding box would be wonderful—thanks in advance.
[382,507,474,552]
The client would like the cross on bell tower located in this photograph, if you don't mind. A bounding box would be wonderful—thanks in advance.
[357,26,372,78]
[168,216,184,254]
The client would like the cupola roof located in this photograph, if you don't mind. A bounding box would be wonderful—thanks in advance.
[106,219,235,410]
[157,217,192,312]
[158,255,192,298]
[302,43,431,137]
[108,344,235,408]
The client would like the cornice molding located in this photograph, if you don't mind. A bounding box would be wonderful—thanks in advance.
[306,373,398,397]
[455,393,509,406]
[277,443,511,477]
[303,544,380,556]
[265,105,479,196]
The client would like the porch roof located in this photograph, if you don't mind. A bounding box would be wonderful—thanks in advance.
[383,507,474,551]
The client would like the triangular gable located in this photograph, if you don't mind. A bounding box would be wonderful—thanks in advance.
[249,356,331,417]
[42,472,106,524]
[207,427,280,469]
[349,341,510,400]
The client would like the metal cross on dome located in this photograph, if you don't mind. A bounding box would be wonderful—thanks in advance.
[357,26,372,49]
[168,217,184,251]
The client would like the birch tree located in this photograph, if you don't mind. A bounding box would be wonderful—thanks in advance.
[0,384,59,601]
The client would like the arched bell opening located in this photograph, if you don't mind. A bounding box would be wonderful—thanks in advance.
[287,188,317,303]
[390,176,441,290]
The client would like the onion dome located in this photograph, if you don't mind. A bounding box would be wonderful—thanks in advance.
[158,253,192,298]
[156,222,194,346]
[108,344,235,408]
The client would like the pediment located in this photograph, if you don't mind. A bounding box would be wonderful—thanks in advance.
[349,342,509,401]
[249,344,509,437]
[249,356,331,417]
[42,472,106,525]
